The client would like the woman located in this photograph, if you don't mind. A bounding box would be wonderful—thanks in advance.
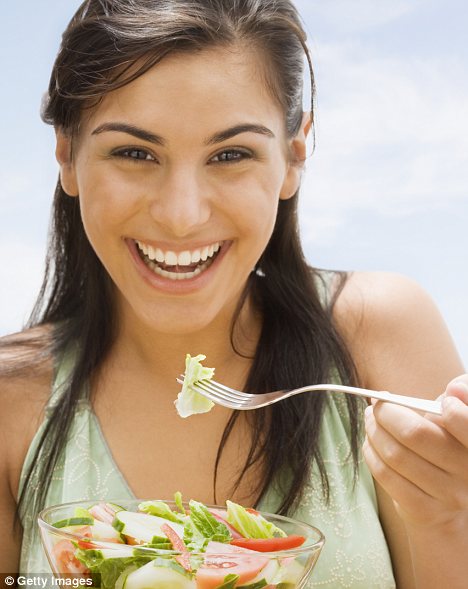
[0,0,467,586]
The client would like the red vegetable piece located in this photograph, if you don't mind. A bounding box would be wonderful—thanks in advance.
[196,541,268,589]
[230,535,306,552]
[161,523,192,571]
[246,508,260,516]
[52,540,90,574]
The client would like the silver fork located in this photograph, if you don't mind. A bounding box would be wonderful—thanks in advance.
[176,376,442,415]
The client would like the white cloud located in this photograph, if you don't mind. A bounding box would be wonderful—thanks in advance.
[299,41,468,245]
[301,0,422,32]
[0,241,46,335]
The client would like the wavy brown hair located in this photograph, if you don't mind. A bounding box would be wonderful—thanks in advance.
[12,0,361,520]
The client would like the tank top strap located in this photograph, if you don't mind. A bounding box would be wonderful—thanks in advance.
[314,268,340,310]
[45,343,90,414]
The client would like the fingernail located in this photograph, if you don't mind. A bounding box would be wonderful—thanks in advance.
[364,405,373,418]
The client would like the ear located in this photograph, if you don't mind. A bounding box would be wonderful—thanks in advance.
[55,128,79,197]
[279,112,312,201]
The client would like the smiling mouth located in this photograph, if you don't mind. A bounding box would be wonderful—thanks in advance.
[135,240,224,280]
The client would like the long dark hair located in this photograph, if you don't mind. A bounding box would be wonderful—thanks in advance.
[12,0,361,520]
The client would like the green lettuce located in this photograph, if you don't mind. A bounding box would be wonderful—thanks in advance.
[75,550,153,589]
[216,574,240,589]
[238,581,269,589]
[175,354,215,418]
[189,500,231,542]
[183,499,231,552]
[226,501,287,539]
[138,500,186,524]
[174,491,187,515]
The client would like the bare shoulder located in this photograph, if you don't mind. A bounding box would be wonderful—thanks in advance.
[333,271,464,395]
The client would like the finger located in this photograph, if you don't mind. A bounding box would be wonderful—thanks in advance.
[365,407,460,505]
[370,401,468,476]
[445,378,468,403]
[442,395,468,447]
[362,436,441,525]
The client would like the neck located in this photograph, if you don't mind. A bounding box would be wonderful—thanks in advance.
[109,295,261,385]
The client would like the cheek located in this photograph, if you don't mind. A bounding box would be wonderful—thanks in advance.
[76,170,139,257]
[223,172,283,236]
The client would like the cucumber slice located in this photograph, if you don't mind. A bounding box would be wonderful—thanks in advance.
[123,559,196,589]
[244,559,280,584]
[94,547,137,559]
[90,519,124,542]
[270,559,305,585]
[116,565,139,589]
[113,511,185,543]
[52,516,94,529]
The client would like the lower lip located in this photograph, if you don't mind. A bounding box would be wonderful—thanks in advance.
[126,239,232,294]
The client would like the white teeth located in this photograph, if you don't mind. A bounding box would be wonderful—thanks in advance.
[139,242,149,256]
[148,260,203,280]
[136,240,222,276]
[155,248,165,263]
[164,251,178,266]
[191,249,201,264]
[178,251,192,266]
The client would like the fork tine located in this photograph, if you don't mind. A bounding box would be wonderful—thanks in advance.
[177,374,253,400]
[201,379,254,400]
[191,383,251,409]
[177,374,253,407]
[190,385,236,407]
[194,380,250,403]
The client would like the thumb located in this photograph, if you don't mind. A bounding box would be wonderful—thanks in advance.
[444,375,468,403]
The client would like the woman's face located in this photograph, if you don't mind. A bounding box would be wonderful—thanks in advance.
[57,47,308,336]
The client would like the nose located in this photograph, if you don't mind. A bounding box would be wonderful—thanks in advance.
[148,164,211,237]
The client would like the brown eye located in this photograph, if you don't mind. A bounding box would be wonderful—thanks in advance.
[113,148,155,161]
[211,149,252,163]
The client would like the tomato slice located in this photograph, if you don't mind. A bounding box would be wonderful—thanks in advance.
[196,541,268,589]
[230,535,306,552]
[77,540,96,549]
[161,523,192,571]
[52,540,90,574]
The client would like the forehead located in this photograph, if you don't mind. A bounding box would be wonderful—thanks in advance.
[82,46,285,138]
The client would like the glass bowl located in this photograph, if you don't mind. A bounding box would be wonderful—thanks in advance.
[38,499,324,588]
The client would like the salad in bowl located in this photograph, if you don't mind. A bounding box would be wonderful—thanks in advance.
[38,494,324,588]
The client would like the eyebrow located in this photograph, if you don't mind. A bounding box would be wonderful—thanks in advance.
[92,122,166,145]
[91,122,275,145]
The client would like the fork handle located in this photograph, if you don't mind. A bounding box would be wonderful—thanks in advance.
[301,384,442,415]
[369,389,442,415]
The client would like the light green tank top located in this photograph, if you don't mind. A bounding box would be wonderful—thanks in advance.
[18,353,396,587]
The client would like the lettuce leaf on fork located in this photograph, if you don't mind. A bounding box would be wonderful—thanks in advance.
[175,354,215,418]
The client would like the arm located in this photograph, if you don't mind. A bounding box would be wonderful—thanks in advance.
[0,329,53,572]
[335,271,466,588]
[0,379,23,572]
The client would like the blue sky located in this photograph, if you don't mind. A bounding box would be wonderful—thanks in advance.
[1,0,467,365]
